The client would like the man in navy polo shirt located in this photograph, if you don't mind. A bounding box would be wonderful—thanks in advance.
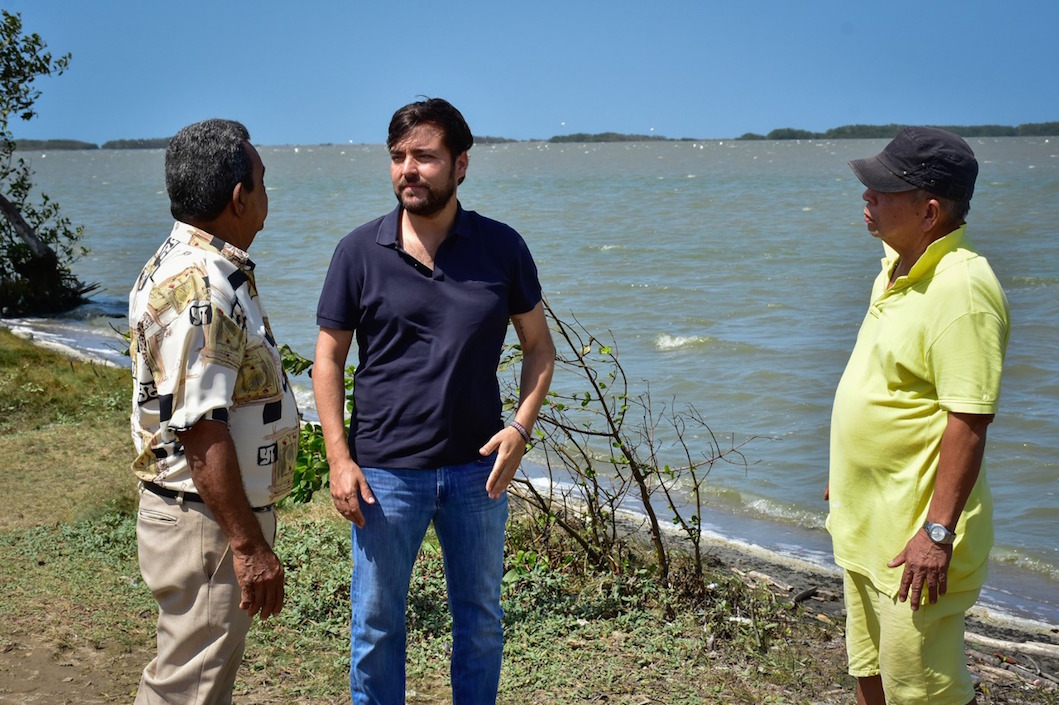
[313,97,554,705]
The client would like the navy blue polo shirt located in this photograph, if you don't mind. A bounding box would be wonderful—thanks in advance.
[316,204,542,469]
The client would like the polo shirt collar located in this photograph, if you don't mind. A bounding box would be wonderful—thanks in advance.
[375,202,472,248]
[882,224,967,284]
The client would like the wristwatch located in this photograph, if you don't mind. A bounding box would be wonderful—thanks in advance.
[923,520,957,545]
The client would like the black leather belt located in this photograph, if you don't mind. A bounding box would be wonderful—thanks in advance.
[140,482,274,513]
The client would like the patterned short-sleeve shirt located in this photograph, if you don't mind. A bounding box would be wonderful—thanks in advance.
[129,221,299,507]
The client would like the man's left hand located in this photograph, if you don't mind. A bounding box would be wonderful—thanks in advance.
[480,426,527,500]
[888,530,953,611]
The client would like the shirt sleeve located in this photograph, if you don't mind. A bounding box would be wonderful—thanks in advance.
[508,233,542,316]
[929,310,1008,415]
[316,237,363,330]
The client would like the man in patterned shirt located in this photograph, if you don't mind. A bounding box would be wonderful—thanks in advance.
[129,119,299,705]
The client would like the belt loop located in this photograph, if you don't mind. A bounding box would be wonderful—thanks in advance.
[176,490,185,506]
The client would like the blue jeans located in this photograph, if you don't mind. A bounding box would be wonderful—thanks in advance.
[350,456,508,705]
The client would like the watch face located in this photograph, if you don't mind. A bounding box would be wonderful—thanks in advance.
[930,525,946,542]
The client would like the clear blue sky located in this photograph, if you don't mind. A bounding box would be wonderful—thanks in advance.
[7,0,1058,145]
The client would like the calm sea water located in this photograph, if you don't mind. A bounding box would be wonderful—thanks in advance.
[8,138,1057,624]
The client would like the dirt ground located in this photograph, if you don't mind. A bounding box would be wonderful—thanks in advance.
[0,634,139,704]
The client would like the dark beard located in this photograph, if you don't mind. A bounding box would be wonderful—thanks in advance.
[394,168,457,217]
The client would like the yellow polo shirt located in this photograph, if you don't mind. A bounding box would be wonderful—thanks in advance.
[827,226,1009,599]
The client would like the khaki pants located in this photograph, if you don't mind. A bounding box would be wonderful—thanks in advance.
[135,488,276,705]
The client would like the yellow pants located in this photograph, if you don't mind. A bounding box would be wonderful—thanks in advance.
[843,569,979,705]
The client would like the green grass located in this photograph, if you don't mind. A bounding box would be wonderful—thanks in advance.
[2,326,1055,704]
[0,501,852,703]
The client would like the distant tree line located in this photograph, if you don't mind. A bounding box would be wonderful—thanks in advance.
[476,135,519,145]
[13,121,1059,152]
[14,138,97,150]
[100,137,170,149]
[13,137,170,151]
[738,122,1059,141]
[549,132,672,144]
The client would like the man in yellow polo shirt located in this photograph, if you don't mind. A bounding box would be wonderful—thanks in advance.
[827,127,1009,705]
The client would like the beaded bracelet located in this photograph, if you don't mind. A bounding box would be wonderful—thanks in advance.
[510,419,532,443]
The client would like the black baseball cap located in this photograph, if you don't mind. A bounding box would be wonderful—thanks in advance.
[849,126,978,200]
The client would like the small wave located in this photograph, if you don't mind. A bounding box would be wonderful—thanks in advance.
[654,333,762,355]
[655,334,712,350]
[1009,275,1059,287]
[989,546,1059,582]
[292,383,317,419]
[745,498,827,530]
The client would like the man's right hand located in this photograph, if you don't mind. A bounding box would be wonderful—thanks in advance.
[312,327,374,527]
[330,457,375,527]
[233,545,285,619]
[181,418,286,620]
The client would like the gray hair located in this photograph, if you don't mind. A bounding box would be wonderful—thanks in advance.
[165,119,254,222]
[911,188,971,229]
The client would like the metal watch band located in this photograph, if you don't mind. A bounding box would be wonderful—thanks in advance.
[923,520,956,545]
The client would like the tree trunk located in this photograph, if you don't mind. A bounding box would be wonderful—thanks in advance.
[0,190,54,259]
[0,190,92,315]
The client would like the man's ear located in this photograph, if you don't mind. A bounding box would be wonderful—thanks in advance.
[920,197,942,232]
[231,181,246,216]
[455,151,469,186]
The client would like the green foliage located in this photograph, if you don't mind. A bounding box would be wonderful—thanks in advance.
[3,510,138,569]
[272,517,351,637]
[279,343,313,376]
[0,11,69,125]
[287,421,330,504]
[501,548,573,620]
[500,301,752,596]
[0,10,89,315]
[406,539,452,641]
[279,344,355,504]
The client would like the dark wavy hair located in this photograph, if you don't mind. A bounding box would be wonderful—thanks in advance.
[387,98,474,161]
[165,119,254,222]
